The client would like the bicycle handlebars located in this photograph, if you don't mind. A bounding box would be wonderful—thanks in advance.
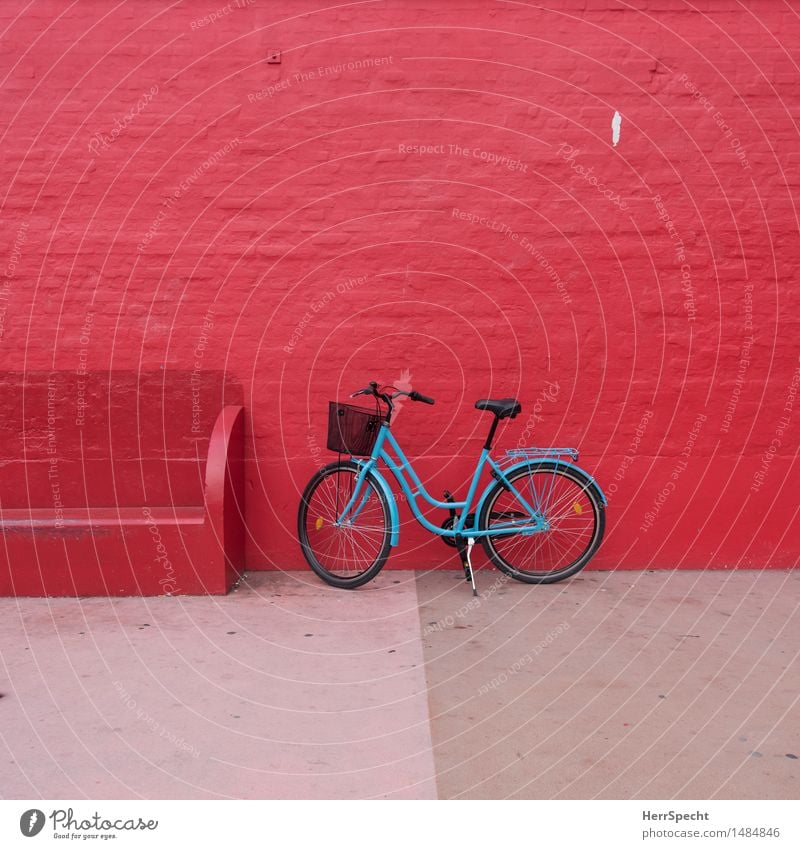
[350,381,435,406]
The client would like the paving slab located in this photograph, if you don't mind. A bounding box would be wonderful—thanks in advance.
[0,571,436,800]
[416,568,800,799]
[3,567,797,800]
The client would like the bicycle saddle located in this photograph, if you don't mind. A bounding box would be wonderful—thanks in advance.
[474,398,522,419]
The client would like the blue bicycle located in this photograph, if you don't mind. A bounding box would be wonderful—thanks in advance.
[298,381,606,592]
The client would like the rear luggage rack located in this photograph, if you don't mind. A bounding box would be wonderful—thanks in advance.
[504,447,579,462]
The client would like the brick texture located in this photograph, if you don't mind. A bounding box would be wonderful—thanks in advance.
[1,0,798,571]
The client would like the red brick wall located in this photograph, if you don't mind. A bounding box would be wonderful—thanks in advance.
[2,1,798,572]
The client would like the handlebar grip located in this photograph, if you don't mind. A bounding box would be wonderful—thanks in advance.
[410,391,435,405]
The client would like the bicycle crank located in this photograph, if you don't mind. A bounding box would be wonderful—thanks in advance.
[440,515,475,546]
[441,491,477,548]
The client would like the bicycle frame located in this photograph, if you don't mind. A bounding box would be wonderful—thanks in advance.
[335,422,548,543]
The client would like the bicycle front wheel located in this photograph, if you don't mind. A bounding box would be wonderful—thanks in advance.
[479,461,605,584]
[298,460,392,589]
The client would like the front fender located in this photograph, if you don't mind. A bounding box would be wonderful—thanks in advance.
[354,460,400,546]
[475,458,608,518]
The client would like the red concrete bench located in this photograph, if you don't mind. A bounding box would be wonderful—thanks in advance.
[0,371,245,596]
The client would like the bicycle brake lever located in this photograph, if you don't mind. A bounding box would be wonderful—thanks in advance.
[351,381,379,398]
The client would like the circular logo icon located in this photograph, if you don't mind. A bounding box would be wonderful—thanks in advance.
[19,810,46,837]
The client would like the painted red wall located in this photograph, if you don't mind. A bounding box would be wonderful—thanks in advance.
[2,0,798,573]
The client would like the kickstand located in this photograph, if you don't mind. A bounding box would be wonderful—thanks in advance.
[464,537,477,597]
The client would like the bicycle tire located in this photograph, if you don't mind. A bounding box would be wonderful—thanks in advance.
[479,460,605,584]
[298,459,392,589]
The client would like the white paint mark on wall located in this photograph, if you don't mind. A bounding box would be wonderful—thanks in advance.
[612,111,622,147]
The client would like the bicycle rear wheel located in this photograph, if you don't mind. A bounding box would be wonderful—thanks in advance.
[479,461,605,583]
[298,460,392,589]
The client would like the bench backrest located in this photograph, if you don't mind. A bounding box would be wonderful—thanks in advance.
[0,370,242,508]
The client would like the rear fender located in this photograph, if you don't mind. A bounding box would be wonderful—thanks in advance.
[476,458,608,518]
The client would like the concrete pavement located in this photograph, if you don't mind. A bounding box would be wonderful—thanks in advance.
[0,571,436,799]
[417,568,800,799]
[1,569,797,799]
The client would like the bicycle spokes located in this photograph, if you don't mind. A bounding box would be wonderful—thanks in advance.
[303,468,388,579]
[484,467,599,577]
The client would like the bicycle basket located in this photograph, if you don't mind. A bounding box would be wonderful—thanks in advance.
[327,401,381,456]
